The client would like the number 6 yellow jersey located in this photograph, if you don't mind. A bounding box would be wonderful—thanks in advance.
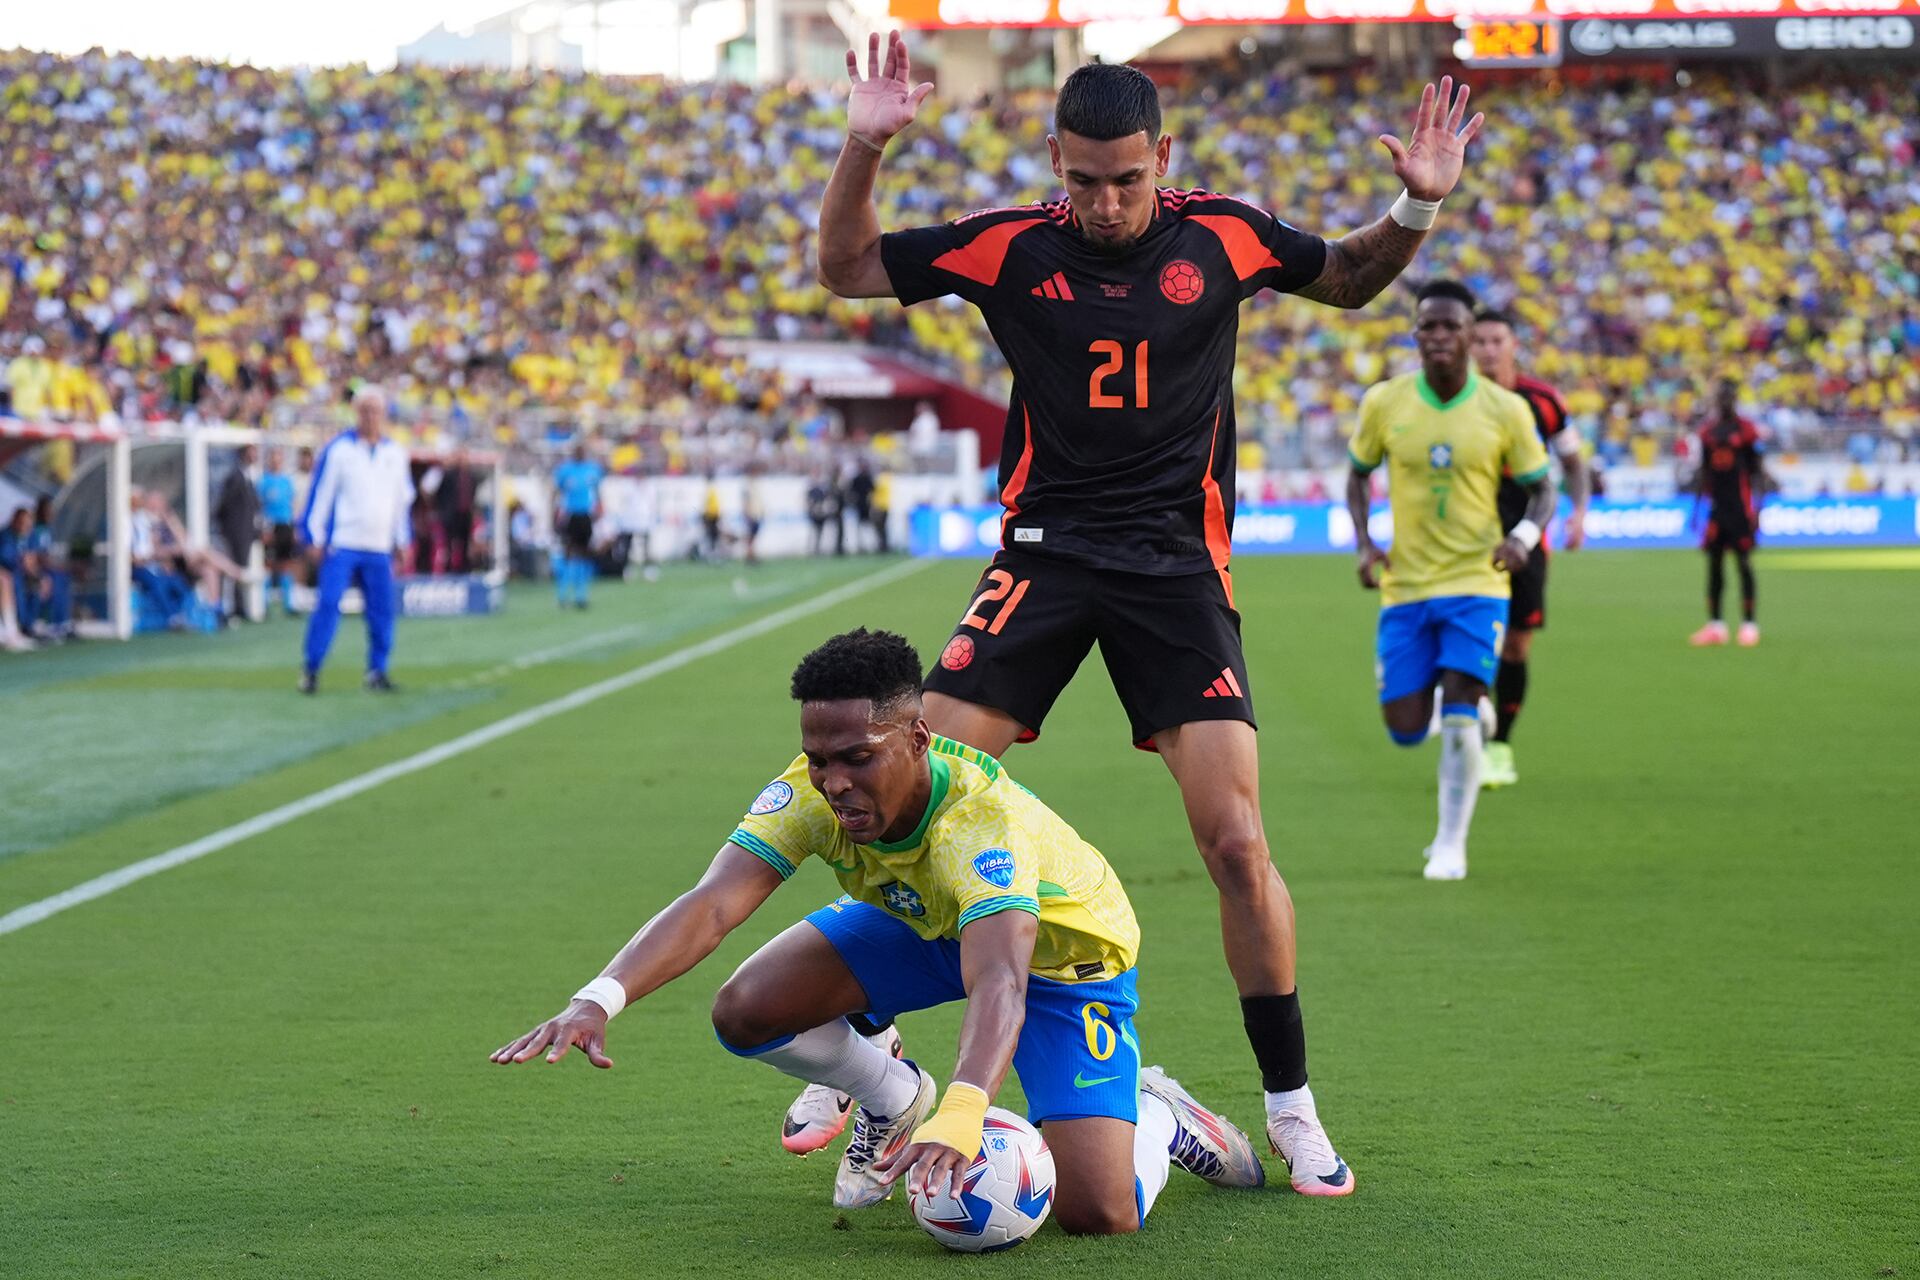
[729,736,1140,984]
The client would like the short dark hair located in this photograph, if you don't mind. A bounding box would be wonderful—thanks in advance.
[1416,279,1478,310]
[1055,63,1161,143]
[1474,308,1518,330]
[790,628,923,712]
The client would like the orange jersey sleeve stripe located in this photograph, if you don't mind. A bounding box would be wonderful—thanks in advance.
[931,217,1046,289]
[1188,213,1284,283]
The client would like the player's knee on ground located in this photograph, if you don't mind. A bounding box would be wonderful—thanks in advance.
[1051,1196,1140,1236]
[709,975,784,1049]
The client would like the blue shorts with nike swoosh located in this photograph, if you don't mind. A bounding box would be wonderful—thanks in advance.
[806,897,1142,1125]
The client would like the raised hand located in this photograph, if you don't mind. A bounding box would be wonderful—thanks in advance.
[1377,76,1485,203]
[845,30,934,148]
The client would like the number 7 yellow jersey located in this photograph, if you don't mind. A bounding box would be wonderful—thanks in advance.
[1350,371,1551,606]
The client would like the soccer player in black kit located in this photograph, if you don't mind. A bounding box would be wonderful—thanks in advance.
[1470,310,1591,787]
[796,33,1485,1195]
[1689,379,1770,647]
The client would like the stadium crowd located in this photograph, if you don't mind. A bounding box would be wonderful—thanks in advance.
[0,50,1916,472]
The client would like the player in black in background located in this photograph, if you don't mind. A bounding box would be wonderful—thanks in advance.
[1469,310,1591,788]
[1688,379,1770,648]
[801,33,1485,1195]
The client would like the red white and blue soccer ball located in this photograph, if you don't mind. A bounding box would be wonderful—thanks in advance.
[907,1108,1055,1253]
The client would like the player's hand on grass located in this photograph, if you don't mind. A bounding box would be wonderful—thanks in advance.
[489,1001,614,1069]
[1492,537,1531,574]
[878,1139,972,1202]
[846,30,933,148]
[1378,76,1485,203]
[1356,544,1390,590]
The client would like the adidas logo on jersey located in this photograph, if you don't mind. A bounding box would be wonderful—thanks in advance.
[1030,272,1075,301]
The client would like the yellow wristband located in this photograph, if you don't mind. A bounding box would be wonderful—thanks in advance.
[910,1081,990,1161]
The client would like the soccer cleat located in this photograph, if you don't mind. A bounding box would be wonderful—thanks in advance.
[298,669,318,695]
[833,1061,936,1209]
[364,671,396,693]
[1140,1065,1265,1189]
[1737,622,1760,647]
[1689,621,1730,646]
[1266,1098,1355,1197]
[783,1024,903,1155]
[1422,844,1467,880]
[1481,741,1518,789]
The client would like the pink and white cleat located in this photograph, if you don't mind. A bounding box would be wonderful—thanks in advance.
[1689,621,1730,647]
[781,1024,903,1155]
[1736,622,1760,647]
[1267,1095,1355,1197]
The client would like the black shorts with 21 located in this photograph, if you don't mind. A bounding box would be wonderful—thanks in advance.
[923,548,1254,750]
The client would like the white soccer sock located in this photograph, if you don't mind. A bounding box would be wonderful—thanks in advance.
[1132,1089,1176,1222]
[1435,710,1483,851]
[744,1019,921,1117]
[1264,1083,1317,1118]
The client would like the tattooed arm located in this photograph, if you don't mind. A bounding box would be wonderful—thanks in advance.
[1296,217,1430,310]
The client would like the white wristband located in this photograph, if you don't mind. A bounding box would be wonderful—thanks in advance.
[1511,519,1543,551]
[1389,190,1441,231]
[573,976,628,1020]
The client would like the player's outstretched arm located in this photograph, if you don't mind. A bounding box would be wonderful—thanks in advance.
[1296,77,1485,311]
[877,909,1036,1200]
[1347,467,1389,588]
[488,844,783,1069]
[1494,477,1555,573]
[816,31,933,299]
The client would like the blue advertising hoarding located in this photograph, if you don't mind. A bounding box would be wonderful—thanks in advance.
[911,497,1920,559]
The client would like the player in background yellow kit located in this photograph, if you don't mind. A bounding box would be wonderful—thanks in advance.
[491,629,1268,1234]
[1345,281,1553,881]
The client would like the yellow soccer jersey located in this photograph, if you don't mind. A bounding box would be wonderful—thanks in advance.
[729,737,1140,984]
[1350,371,1551,606]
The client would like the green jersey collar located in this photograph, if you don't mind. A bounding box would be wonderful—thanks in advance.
[871,752,951,853]
[1417,371,1478,411]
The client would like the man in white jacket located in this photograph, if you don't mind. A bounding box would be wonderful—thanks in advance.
[300,385,414,694]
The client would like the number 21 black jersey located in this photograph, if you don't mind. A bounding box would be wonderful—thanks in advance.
[881,189,1327,577]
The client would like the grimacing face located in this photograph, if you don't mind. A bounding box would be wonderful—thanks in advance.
[798,697,932,845]
[1471,319,1519,383]
[1049,129,1172,255]
[1416,297,1476,382]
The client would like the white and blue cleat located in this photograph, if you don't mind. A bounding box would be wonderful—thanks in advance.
[1140,1065,1266,1188]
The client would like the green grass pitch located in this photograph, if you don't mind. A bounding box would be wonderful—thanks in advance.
[2,551,1916,1278]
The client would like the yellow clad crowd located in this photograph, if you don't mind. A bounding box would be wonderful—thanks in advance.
[2,49,1916,469]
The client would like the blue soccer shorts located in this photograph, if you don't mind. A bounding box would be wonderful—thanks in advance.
[806,897,1141,1125]
[1376,594,1507,703]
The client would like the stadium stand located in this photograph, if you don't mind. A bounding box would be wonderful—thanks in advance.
[0,51,1915,474]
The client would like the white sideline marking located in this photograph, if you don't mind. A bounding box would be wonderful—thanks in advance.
[0,558,933,938]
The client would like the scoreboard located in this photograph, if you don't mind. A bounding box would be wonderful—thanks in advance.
[1455,16,1563,65]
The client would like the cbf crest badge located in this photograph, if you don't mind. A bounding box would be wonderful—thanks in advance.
[881,881,927,918]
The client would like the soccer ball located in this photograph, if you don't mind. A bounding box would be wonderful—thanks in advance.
[907,1108,1055,1253]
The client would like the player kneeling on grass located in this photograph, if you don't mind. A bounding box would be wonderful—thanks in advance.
[492,628,1267,1231]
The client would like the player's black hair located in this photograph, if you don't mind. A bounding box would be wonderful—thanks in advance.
[1474,307,1518,329]
[1416,279,1478,310]
[790,628,924,714]
[1055,63,1161,143]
